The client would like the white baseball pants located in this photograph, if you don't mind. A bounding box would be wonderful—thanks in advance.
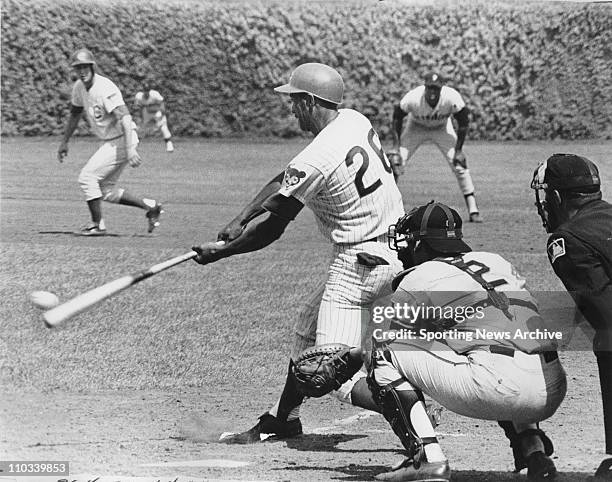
[399,118,475,196]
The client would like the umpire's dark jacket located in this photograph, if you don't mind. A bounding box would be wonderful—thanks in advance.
[547,198,612,454]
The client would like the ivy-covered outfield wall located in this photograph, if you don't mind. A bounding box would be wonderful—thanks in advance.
[1,0,611,140]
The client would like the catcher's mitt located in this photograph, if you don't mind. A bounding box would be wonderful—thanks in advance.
[291,343,361,398]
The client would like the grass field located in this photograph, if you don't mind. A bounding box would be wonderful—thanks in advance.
[1,136,611,481]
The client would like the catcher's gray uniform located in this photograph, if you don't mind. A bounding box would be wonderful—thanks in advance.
[370,251,567,426]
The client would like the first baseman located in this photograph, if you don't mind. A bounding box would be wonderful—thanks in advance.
[532,154,612,480]
[389,72,482,222]
[366,201,566,481]
[192,62,405,442]
[57,48,163,235]
[133,87,174,152]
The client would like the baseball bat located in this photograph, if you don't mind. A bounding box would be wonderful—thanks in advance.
[43,250,198,328]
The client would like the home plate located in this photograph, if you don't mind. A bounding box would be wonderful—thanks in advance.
[141,459,250,468]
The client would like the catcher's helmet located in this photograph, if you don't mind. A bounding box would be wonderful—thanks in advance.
[274,63,344,104]
[388,201,470,254]
[531,154,601,232]
[70,48,96,67]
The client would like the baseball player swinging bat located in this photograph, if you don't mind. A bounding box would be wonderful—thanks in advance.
[43,243,224,327]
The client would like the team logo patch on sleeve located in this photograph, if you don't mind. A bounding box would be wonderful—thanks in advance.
[547,238,566,263]
[283,166,306,188]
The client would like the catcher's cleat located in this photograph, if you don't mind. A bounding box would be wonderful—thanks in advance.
[469,212,483,223]
[374,458,450,481]
[146,203,164,233]
[526,451,557,480]
[592,458,612,480]
[219,412,302,444]
[79,223,107,236]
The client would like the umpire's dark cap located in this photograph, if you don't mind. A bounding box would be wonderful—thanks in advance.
[423,72,445,88]
[399,201,471,254]
[544,154,600,191]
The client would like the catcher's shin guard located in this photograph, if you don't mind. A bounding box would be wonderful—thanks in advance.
[369,376,437,466]
[498,421,554,473]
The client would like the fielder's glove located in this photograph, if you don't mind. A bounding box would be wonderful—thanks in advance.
[292,343,362,398]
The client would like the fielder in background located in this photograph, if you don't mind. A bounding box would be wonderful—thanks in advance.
[365,201,566,481]
[532,154,612,480]
[388,72,482,223]
[57,48,163,236]
[134,87,174,153]
[192,62,405,442]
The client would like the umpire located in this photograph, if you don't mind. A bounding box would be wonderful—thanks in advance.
[532,153,612,480]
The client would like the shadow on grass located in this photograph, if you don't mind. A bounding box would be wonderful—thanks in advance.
[273,464,593,481]
[283,433,399,453]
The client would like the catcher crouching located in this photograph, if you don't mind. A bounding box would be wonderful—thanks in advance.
[292,202,567,481]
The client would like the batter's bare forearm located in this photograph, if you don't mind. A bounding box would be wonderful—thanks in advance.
[211,213,289,262]
[235,171,285,225]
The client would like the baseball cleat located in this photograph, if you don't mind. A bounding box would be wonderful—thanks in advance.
[79,224,107,236]
[526,451,557,480]
[592,457,612,480]
[375,458,450,481]
[146,203,164,233]
[166,140,174,152]
[219,412,302,444]
[469,212,483,223]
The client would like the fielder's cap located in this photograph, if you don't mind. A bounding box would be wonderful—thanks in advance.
[532,153,600,192]
[423,72,444,88]
[274,62,344,104]
[397,201,471,254]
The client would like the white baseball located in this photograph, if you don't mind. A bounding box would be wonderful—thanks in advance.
[29,290,60,310]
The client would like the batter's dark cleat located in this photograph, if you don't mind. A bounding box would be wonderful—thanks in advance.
[146,203,164,233]
[219,412,302,444]
[375,458,450,481]
[79,224,107,236]
[592,458,612,480]
[527,451,557,480]
[469,212,483,223]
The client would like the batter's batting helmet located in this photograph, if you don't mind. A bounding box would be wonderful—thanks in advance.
[70,48,96,67]
[274,63,344,104]
[388,201,470,254]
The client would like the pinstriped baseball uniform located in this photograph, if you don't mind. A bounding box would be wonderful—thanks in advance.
[71,73,139,201]
[398,85,475,196]
[371,251,567,425]
[272,109,404,369]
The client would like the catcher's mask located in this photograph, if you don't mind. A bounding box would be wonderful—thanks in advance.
[388,201,471,266]
[274,63,344,105]
[531,154,601,233]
